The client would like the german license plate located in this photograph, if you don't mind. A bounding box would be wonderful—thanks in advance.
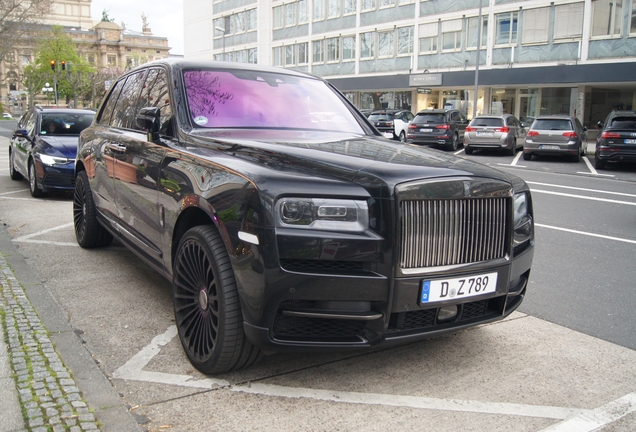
[420,128,433,133]
[477,131,494,137]
[540,145,559,150]
[383,132,393,139]
[625,139,636,144]
[420,272,498,304]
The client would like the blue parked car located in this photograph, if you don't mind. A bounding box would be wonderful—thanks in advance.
[9,107,95,197]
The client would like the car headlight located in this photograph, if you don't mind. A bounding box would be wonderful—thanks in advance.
[513,192,533,247]
[39,154,71,165]
[277,198,368,232]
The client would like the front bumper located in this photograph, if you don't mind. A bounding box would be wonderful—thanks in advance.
[36,159,75,191]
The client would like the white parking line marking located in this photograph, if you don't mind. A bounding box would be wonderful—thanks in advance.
[12,222,79,247]
[114,326,591,421]
[536,223,636,245]
[540,392,636,432]
[112,325,230,389]
[233,383,588,420]
[527,182,636,198]
[497,163,527,168]
[581,156,598,175]
[0,189,29,195]
[454,149,464,155]
[531,190,636,206]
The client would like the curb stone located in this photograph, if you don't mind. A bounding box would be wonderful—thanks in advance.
[0,222,140,432]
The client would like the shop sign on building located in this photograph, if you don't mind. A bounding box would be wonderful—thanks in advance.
[409,73,442,87]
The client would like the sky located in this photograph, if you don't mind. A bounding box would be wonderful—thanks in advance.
[90,0,185,55]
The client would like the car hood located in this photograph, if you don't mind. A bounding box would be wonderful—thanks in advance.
[38,136,78,158]
[187,129,521,196]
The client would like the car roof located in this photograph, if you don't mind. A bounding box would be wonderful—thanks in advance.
[36,107,96,115]
[416,109,454,114]
[608,110,636,117]
[369,109,403,114]
[473,114,513,119]
[534,114,574,120]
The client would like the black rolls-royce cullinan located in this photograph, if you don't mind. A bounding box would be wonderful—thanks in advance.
[74,59,534,374]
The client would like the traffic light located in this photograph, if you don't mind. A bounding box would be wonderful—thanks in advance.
[50,60,56,71]
[61,61,66,70]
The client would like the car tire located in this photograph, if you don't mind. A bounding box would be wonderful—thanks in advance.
[28,159,46,197]
[447,133,459,151]
[73,170,113,248]
[523,151,532,161]
[506,139,516,156]
[573,150,581,162]
[173,225,262,374]
[399,131,406,142]
[464,147,473,155]
[9,150,23,180]
[594,154,605,170]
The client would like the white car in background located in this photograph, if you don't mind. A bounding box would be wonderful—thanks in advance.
[2,113,13,119]
[368,109,414,141]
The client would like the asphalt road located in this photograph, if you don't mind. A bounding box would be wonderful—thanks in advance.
[1,131,636,431]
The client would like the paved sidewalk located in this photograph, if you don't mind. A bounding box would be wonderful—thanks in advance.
[0,225,139,431]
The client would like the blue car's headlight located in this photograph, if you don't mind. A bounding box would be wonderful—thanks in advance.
[39,154,71,165]
[277,198,368,232]
[513,192,533,247]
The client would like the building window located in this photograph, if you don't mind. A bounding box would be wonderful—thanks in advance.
[466,16,488,49]
[313,40,324,63]
[235,11,246,33]
[592,0,623,37]
[298,42,308,64]
[286,45,296,66]
[21,54,31,65]
[273,6,283,29]
[314,0,325,21]
[522,7,549,44]
[441,19,462,51]
[360,31,375,58]
[361,0,376,12]
[554,3,584,40]
[495,11,518,46]
[248,48,257,63]
[88,54,95,65]
[5,52,15,62]
[326,37,340,61]
[344,0,356,15]
[285,3,296,27]
[273,47,283,66]
[419,22,438,54]
[327,0,340,18]
[378,30,394,58]
[398,0,413,4]
[107,55,117,66]
[379,0,395,8]
[343,36,356,60]
[397,26,413,55]
[299,0,308,23]
[248,9,257,31]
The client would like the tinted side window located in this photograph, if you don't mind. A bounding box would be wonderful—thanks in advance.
[98,79,126,125]
[142,69,173,136]
[25,112,37,136]
[111,71,147,129]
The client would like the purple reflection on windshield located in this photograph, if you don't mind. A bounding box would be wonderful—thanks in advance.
[183,69,363,133]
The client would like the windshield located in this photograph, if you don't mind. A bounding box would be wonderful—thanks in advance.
[532,119,572,130]
[183,69,364,134]
[40,113,94,136]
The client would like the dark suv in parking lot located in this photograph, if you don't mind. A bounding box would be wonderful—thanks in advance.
[73,59,534,374]
[407,109,469,151]
[594,110,636,170]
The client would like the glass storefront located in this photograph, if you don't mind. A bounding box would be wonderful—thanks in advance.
[359,91,412,112]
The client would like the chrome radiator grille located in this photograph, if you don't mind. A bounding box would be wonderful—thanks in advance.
[400,198,508,269]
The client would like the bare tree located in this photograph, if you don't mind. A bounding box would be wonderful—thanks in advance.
[0,0,52,60]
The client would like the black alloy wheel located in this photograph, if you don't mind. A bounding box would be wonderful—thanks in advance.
[464,147,474,155]
[9,150,22,180]
[523,151,532,161]
[594,153,605,170]
[28,159,46,197]
[173,225,261,374]
[73,170,113,248]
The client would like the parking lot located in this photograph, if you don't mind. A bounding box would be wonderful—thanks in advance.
[1,124,636,431]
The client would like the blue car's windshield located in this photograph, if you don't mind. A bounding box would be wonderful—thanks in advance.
[40,113,95,136]
[183,69,364,134]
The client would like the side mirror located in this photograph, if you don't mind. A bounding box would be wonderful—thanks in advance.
[136,107,161,143]
[596,121,603,129]
[15,128,29,137]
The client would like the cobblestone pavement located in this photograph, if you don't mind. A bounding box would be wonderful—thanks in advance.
[1,253,100,432]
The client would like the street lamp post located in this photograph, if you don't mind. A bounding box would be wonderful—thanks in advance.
[42,82,53,106]
[472,0,483,119]
[215,26,226,60]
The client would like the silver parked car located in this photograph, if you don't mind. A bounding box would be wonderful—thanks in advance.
[464,114,526,156]
[523,115,587,162]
